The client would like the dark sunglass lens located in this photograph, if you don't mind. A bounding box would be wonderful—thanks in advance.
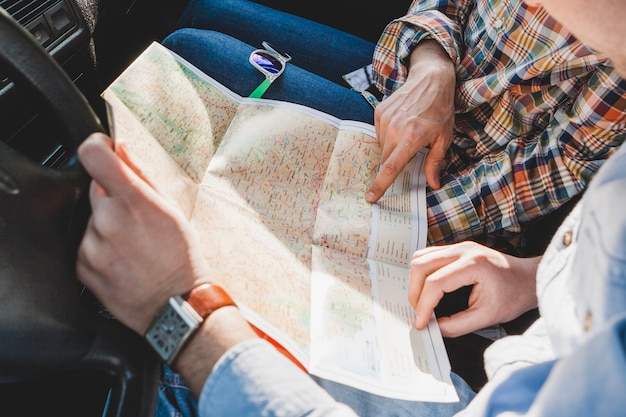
[251,52,282,74]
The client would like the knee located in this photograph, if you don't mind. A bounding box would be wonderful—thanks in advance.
[163,29,235,57]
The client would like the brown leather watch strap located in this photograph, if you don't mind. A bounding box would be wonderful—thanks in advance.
[184,283,236,318]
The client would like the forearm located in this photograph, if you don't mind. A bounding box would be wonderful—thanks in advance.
[403,0,472,61]
[172,306,258,397]
[407,39,454,75]
[173,309,357,417]
[372,0,472,95]
[173,307,359,417]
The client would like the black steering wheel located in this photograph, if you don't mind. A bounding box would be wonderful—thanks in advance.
[0,7,159,416]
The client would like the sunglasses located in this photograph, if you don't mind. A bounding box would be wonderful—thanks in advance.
[248,41,292,98]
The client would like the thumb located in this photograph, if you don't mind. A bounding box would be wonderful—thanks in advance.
[423,144,446,190]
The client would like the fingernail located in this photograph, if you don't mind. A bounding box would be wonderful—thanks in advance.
[365,192,375,203]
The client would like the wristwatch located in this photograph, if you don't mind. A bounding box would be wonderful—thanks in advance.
[145,283,236,364]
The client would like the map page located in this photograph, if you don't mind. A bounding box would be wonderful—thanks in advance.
[103,42,457,402]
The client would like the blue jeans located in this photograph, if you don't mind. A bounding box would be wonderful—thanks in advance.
[161,0,376,122]
[156,365,198,417]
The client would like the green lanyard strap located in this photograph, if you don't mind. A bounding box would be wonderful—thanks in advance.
[248,78,273,99]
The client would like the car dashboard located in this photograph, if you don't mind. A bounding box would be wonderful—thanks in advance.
[1,0,96,168]
[0,0,185,168]
[0,1,186,415]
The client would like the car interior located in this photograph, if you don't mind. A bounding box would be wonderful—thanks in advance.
[0,0,578,415]
[0,1,193,415]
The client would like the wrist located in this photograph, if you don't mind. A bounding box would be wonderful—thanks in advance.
[144,283,238,366]
[172,306,258,396]
[408,39,454,76]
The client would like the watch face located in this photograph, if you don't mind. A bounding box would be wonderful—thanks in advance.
[145,297,200,363]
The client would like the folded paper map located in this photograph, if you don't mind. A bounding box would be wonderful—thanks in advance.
[103,42,458,403]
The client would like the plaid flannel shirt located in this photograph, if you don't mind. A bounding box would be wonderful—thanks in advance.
[373,0,626,247]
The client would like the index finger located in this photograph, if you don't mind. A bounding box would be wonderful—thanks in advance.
[407,246,453,321]
[413,257,480,329]
[365,146,416,203]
